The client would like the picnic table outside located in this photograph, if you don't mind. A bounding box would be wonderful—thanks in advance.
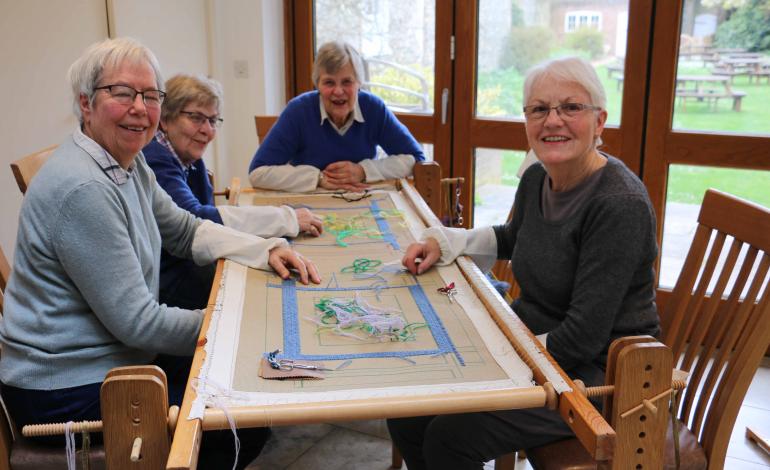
[675,74,747,111]
[714,57,770,84]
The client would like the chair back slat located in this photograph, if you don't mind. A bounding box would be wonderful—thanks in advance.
[254,115,277,143]
[691,251,768,437]
[672,231,726,365]
[701,260,770,465]
[680,235,738,374]
[663,224,711,356]
[663,189,770,469]
[699,246,758,352]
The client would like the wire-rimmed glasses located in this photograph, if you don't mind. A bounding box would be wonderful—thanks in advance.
[522,102,601,121]
[180,111,224,129]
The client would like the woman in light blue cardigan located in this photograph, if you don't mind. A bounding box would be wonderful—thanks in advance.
[0,37,319,468]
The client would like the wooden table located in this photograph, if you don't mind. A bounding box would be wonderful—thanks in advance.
[714,57,769,83]
[676,74,746,111]
[165,178,614,469]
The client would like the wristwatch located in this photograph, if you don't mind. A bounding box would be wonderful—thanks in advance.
[317,171,324,186]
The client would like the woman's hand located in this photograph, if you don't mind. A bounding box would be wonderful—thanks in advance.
[268,247,321,285]
[294,208,323,237]
[320,161,369,191]
[402,237,441,275]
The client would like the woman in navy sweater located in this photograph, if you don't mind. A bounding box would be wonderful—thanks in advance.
[248,41,425,193]
[144,75,323,309]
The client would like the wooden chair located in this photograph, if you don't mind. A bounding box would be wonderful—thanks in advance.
[254,115,277,143]
[10,145,57,194]
[0,245,10,313]
[525,189,770,469]
[0,241,102,469]
[491,203,521,302]
[0,243,176,469]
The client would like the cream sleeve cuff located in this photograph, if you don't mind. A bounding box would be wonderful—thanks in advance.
[421,225,498,272]
[359,154,416,182]
[192,220,289,270]
[249,164,321,192]
[218,205,299,238]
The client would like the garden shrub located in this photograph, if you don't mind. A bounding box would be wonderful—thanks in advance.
[499,26,554,74]
[564,27,605,59]
[714,0,770,51]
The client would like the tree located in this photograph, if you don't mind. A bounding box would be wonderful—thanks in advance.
[713,0,770,51]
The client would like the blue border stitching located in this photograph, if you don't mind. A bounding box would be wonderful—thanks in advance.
[278,279,464,365]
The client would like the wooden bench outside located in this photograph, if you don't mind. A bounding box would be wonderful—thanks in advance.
[711,67,752,83]
[749,69,770,84]
[677,89,747,111]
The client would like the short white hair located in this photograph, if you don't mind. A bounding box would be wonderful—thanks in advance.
[312,41,365,87]
[523,56,606,109]
[67,37,164,123]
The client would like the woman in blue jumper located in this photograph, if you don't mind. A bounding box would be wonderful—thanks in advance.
[248,41,425,192]
[144,74,323,309]
[387,57,660,470]
[0,37,319,469]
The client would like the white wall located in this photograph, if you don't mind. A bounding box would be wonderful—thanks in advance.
[0,0,107,261]
[212,0,286,190]
[0,0,285,262]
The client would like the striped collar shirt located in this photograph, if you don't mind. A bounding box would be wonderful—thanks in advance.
[155,130,195,176]
[73,126,135,185]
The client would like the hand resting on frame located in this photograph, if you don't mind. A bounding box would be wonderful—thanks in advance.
[268,246,321,285]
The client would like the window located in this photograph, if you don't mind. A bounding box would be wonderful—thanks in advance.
[565,10,602,32]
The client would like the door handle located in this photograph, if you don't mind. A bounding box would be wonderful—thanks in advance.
[441,88,449,125]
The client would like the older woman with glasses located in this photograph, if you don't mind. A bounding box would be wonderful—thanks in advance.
[387,57,660,470]
[248,40,425,192]
[0,37,319,468]
[144,74,323,310]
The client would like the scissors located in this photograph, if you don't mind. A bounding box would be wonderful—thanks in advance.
[267,349,333,371]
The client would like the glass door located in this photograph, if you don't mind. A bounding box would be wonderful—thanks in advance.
[452,0,653,228]
[288,0,454,172]
[645,0,770,300]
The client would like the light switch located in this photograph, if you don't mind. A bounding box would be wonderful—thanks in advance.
[234,60,249,79]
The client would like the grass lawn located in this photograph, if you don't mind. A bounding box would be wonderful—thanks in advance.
[476,61,770,208]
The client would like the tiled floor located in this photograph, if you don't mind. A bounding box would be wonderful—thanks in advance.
[247,358,770,469]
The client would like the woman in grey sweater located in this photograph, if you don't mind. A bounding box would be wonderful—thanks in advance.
[0,37,319,468]
[387,57,660,470]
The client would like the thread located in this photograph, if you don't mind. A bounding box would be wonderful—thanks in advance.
[191,377,240,470]
[311,294,426,342]
[65,421,76,470]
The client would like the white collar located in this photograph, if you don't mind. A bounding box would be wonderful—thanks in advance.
[319,93,364,132]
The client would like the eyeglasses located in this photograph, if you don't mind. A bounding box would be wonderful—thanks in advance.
[95,84,166,108]
[180,111,224,128]
[332,189,371,202]
[522,103,601,121]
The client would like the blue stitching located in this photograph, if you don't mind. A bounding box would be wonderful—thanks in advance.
[275,280,464,365]
[370,199,399,250]
[268,283,405,291]
[288,197,387,211]
[409,284,464,365]
[282,279,301,357]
